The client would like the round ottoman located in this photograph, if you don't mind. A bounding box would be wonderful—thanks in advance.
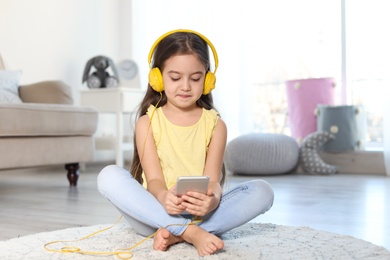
[225,133,299,175]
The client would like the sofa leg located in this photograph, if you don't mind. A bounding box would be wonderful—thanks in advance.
[65,163,79,186]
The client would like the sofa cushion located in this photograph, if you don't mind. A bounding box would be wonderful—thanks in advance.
[19,81,74,105]
[0,136,95,169]
[0,103,98,137]
[0,70,23,104]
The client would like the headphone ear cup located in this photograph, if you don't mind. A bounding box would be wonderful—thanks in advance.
[203,72,216,95]
[149,67,164,92]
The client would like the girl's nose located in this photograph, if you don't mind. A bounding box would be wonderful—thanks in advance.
[182,79,191,91]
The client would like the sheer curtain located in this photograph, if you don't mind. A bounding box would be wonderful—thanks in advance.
[345,1,390,174]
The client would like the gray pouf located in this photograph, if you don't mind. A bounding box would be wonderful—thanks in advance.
[225,133,299,175]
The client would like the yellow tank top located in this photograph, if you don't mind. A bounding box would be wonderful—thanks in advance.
[143,105,219,189]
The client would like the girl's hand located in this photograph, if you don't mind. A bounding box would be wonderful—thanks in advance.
[161,186,186,215]
[180,188,220,216]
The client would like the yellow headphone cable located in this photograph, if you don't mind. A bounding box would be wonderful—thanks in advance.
[44,215,203,259]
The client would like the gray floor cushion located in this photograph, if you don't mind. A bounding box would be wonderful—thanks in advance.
[225,133,299,175]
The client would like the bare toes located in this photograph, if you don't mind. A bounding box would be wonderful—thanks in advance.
[153,228,183,251]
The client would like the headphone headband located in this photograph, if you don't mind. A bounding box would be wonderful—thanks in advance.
[147,29,219,74]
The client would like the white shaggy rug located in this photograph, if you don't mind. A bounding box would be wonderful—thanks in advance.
[0,222,389,260]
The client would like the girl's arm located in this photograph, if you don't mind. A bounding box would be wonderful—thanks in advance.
[135,115,184,214]
[204,118,227,199]
[181,118,227,215]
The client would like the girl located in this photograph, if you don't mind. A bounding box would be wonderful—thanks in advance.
[97,29,274,256]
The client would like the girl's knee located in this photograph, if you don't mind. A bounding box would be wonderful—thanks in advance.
[98,165,118,182]
[252,179,274,209]
[97,164,126,192]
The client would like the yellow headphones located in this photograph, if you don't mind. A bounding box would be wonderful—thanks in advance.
[148,29,219,95]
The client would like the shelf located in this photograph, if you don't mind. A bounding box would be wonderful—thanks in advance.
[80,87,145,166]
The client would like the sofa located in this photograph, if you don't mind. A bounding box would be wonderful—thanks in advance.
[0,54,98,186]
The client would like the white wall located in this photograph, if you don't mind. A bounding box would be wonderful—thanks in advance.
[0,0,133,104]
[0,0,135,162]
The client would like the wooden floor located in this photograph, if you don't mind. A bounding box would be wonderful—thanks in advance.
[0,163,389,251]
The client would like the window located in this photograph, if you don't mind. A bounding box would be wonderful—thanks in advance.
[346,0,390,148]
[245,1,342,137]
[131,0,387,148]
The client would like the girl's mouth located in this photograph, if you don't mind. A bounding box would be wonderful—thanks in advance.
[178,94,191,99]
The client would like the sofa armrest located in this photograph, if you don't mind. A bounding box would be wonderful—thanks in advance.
[19,81,74,105]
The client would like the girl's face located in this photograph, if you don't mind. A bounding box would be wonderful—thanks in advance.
[161,54,206,109]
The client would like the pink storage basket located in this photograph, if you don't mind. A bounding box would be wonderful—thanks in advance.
[285,78,336,142]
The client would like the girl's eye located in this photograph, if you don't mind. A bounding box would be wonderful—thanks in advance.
[170,77,201,82]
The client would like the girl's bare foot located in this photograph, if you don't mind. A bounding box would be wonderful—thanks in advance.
[181,225,224,256]
[153,228,183,251]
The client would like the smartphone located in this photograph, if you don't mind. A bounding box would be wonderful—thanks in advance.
[175,176,210,196]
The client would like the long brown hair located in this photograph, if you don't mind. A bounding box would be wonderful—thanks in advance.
[130,31,225,186]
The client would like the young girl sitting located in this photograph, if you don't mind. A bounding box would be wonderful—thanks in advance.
[97,29,274,256]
